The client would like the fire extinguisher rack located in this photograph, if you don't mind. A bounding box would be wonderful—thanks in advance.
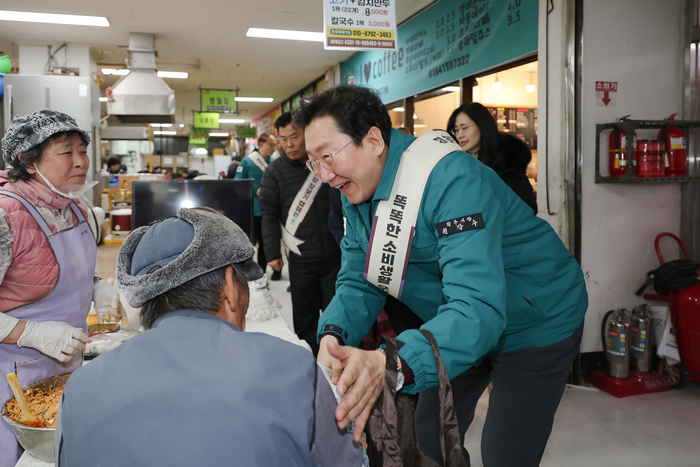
[595,118,700,183]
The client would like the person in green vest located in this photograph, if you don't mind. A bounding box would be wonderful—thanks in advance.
[295,85,588,467]
[234,133,276,277]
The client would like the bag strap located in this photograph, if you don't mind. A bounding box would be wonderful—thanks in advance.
[419,330,468,467]
[370,332,467,467]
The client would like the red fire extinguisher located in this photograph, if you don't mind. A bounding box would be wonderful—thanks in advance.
[609,127,636,177]
[658,114,687,177]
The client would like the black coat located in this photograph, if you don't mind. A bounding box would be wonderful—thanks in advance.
[259,154,341,263]
[490,134,537,214]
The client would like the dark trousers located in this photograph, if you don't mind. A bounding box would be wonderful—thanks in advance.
[254,216,267,272]
[415,321,584,467]
[288,257,341,356]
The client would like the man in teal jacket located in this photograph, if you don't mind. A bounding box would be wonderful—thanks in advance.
[295,85,588,467]
[234,133,276,275]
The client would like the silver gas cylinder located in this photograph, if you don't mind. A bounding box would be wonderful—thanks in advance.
[629,304,653,372]
[605,308,631,379]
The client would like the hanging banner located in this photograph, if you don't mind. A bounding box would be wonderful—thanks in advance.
[189,127,208,145]
[194,112,220,129]
[323,0,398,51]
[252,105,282,136]
[201,89,237,113]
[339,0,537,104]
[237,127,257,139]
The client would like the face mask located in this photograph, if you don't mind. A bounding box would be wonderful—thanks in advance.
[32,163,98,199]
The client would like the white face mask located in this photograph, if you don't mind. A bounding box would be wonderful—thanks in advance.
[32,163,98,199]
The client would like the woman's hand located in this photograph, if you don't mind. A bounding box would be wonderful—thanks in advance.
[16,321,89,362]
[326,339,386,442]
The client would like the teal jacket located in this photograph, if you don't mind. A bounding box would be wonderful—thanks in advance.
[234,152,270,216]
[317,129,587,394]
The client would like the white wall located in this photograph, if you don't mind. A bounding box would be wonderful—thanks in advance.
[18,44,91,77]
[579,0,685,352]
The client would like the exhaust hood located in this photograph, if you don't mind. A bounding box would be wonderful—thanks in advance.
[107,32,175,125]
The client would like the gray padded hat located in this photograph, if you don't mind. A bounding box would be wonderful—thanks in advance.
[117,207,264,308]
[2,109,91,167]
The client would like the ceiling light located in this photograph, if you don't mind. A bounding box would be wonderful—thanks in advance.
[194,148,208,155]
[150,123,173,127]
[393,107,404,112]
[246,28,324,42]
[235,97,274,103]
[153,130,177,135]
[526,73,536,93]
[101,68,129,76]
[209,132,229,137]
[492,74,502,91]
[0,10,110,27]
[442,86,461,93]
[98,97,108,102]
[219,118,246,124]
[157,71,188,79]
[179,124,185,128]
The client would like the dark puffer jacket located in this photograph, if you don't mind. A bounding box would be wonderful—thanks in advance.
[259,154,340,263]
[491,134,537,214]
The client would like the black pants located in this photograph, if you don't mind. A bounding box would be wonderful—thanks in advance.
[288,258,341,356]
[415,321,584,467]
[254,216,266,272]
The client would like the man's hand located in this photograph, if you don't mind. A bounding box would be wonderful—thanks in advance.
[327,339,386,442]
[267,258,284,272]
[317,335,344,384]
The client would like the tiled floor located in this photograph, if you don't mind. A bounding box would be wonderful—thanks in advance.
[463,379,700,467]
[97,245,700,467]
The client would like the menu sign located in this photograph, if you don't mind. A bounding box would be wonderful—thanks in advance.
[194,112,220,129]
[339,0,537,103]
[488,107,538,149]
[324,0,397,51]
[201,89,237,113]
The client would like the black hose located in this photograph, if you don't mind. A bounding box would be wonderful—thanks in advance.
[647,259,700,295]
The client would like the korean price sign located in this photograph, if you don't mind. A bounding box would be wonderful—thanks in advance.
[201,90,237,113]
[194,112,220,129]
[237,127,257,139]
[324,0,397,51]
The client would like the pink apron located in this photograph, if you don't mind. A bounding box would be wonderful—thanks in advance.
[0,190,95,466]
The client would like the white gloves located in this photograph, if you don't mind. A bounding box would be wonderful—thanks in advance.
[17,321,89,363]
[93,279,126,324]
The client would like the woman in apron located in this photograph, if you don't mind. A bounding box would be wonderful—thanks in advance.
[0,110,125,466]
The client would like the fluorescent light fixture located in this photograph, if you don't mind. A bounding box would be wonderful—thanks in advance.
[209,132,229,137]
[247,28,324,42]
[393,107,404,112]
[153,130,177,135]
[194,148,208,155]
[235,97,274,103]
[150,123,173,127]
[179,124,185,128]
[98,97,108,102]
[157,71,188,79]
[219,118,246,124]
[442,86,461,92]
[101,68,129,76]
[0,10,110,27]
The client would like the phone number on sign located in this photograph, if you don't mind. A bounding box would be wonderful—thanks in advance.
[428,54,470,78]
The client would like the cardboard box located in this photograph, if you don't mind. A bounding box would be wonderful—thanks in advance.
[212,148,225,156]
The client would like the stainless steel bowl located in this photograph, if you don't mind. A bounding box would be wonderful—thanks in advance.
[2,373,71,462]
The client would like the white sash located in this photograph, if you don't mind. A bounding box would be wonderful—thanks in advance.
[364,130,462,299]
[248,151,269,172]
[281,172,323,256]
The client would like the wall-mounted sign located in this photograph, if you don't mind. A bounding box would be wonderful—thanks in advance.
[488,107,537,149]
[252,105,282,136]
[194,112,220,129]
[595,81,617,107]
[237,127,257,139]
[201,89,237,113]
[323,0,397,51]
[339,0,537,104]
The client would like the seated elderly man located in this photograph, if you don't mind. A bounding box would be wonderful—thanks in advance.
[54,207,362,466]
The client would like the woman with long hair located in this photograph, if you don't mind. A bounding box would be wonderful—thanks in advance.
[447,102,537,213]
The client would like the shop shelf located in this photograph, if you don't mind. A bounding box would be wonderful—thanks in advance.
[595,119,700,184]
